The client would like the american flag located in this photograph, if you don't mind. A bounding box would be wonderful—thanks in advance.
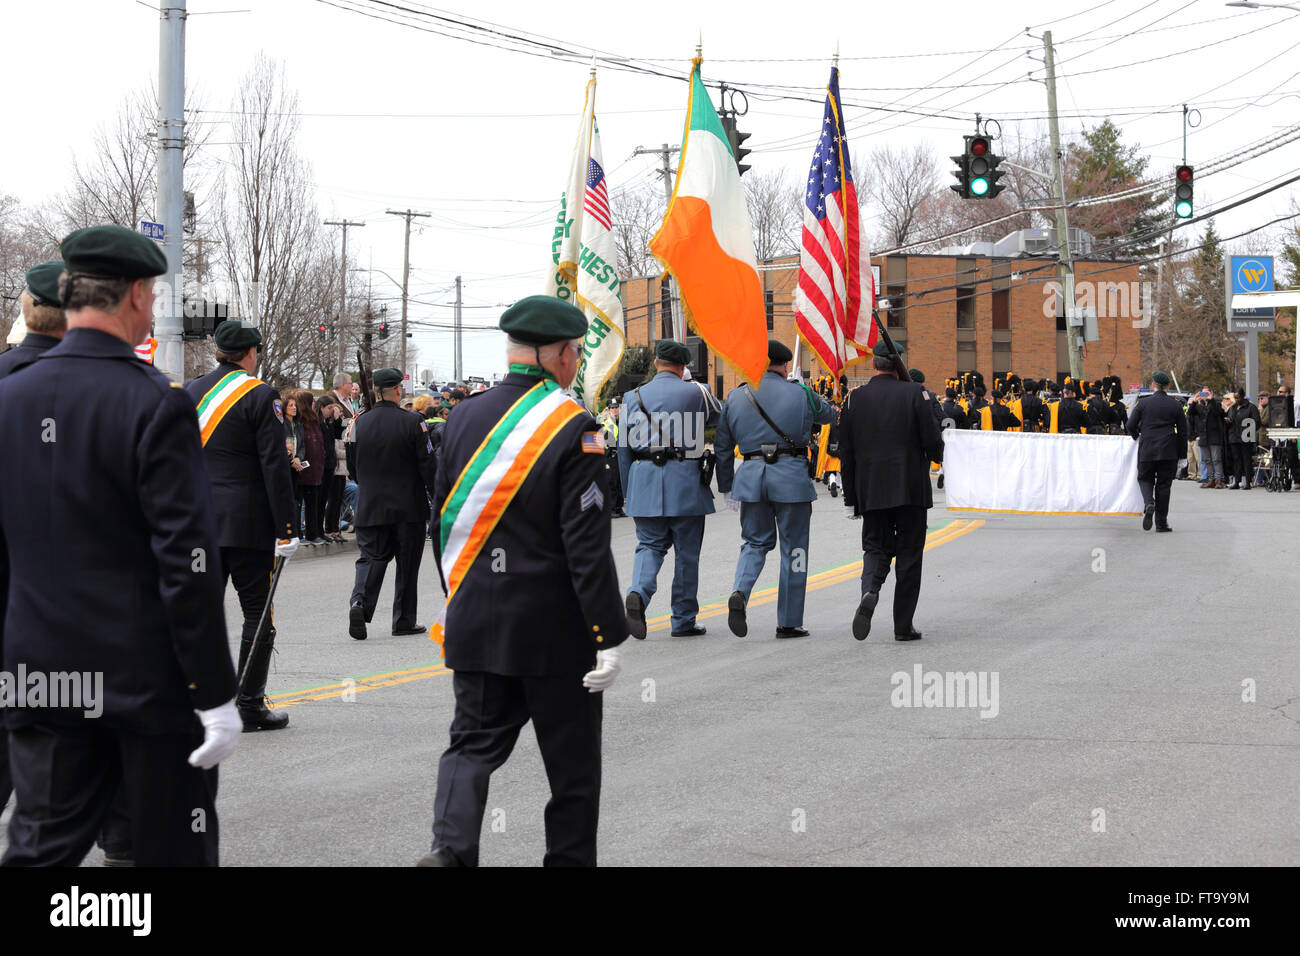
[794,67,876,385]
[584,157,611,231]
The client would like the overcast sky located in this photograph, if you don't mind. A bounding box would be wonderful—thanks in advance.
[7,0,1299,380]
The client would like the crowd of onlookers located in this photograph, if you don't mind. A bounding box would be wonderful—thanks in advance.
[279,374,472,546]
[1182,385,1296,489]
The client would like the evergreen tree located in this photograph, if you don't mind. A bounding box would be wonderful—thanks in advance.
[1067,120,1166,258]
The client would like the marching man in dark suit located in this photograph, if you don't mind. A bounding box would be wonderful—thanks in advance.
[0,225,239,865]
[348,368,438,640]
[1127,370,1189,532]
[839,340,945,642]
[420,296,628,867]
[186,319,299,731]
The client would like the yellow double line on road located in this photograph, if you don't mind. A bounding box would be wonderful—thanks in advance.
[266,518,983,710]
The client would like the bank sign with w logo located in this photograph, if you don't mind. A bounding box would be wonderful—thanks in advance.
[1228,255,1276,331]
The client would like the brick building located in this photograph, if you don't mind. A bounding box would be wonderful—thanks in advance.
[619,251,1144,397]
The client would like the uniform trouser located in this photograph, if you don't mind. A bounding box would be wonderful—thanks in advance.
[1228,443,1256,484]
[1,722,218,867]
[432,671,601,867]
[1137,458,1176,521]
[860,505,927,634]
[323,474,346,533]
[733,500,812,628]
[629,516,705,631]
[1185,441,1200,478]
[0,732,11,814]
[220,547,276,704]
[300,484,323,540]
[351,522,425,630]
[605,452,623,511]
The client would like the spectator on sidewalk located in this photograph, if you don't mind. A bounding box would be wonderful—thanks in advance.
[1195,389,1227,488]
[317,394,348,544]
[294,389,327,541]
[1226,389,1262,490]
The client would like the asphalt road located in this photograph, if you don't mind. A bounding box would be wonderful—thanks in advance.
[6,478,1297,866]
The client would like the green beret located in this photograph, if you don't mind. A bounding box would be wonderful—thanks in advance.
[60,224,168,279]
[1152,370,1171,386]
[26,260,65,307]
[214,319,262,352]
[655,339,692,365]
[908,368,925,383]
[499,294,587,344]
[373,367,403,389]
[768,340,793,364]
[872,339,902,358]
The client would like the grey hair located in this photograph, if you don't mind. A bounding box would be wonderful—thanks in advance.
[333,372,352,388]
[60,274,134,313]
[872,356,894,372]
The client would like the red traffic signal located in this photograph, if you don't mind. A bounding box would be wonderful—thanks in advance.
[971,137,989,157]
[317,323,327,333]
[1176,164,1193,182]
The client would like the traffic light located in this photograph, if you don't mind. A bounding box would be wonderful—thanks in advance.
[378,320,389,340]
[720,114,752,177]
[317,321,327,338]
[1174,165,1194,219]
[951,135,1005,199]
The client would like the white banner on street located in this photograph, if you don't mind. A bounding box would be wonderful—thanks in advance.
[943,430,1144,517]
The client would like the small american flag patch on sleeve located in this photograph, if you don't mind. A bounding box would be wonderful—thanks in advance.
[581,431,606,454]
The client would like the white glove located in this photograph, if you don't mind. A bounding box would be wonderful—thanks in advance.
[724,493,741,512]
[582,646,623,693]
[188,700,242,768]
[1177,459,1188,471]
[275,537,299,558]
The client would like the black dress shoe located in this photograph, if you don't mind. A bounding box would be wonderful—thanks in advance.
[349,604,367,641]
[625,592,647,639]
[727,590,748,637]
[937,473,944,489]
[416,846,465,867]
[1155,524,1172,532]
[392,624,426,636]
[852,591,878,641]
[894,627,922,641]
[671,624,707,636]
[239,700,290,732]
[1142,504,1154,531]
[775,626,809,638]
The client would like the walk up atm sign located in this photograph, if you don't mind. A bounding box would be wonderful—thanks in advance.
[1226,255,1275,332]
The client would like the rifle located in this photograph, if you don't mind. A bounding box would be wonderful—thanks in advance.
[356,349,375,412]
[869,308,909,381]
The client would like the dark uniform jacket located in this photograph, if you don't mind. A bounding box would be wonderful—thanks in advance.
[1046,397,1089,433]
[352,400,437,526]
[1127,390,1189,461]
[840,373,945,513]
[185,362,297,548]
[974,403,1022,431]
[938,399,965,429]
[0,329,235,732]
[0,332,61,379]
[1085,396,1117,433]
[1017,393,1044,432]
[964,398,989,429]
[433,371,628,676]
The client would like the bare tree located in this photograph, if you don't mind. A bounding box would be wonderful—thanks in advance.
[217,55,339,385]
[744,169,801,260]
[0,194,58,338]
[861,142,939,249]
[611,178,665,277]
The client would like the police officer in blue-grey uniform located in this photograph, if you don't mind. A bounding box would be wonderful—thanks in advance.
[0,225,240,866]
[420,296,628,867]
[0,261,66,379]
[186,319,300,731]
[617,339,721,638]
[715,340,832,638]
[348,367,438,640]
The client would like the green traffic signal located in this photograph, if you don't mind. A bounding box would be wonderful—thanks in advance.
[1175,199,1193,219]
[1174,165,1193,219]
[970,176,990,196]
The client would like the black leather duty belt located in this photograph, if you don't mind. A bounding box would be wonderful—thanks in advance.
[632,448,699,465]
[741,447,808,462]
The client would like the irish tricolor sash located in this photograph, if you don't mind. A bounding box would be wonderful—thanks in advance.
[429,381,585,656]
[196,370,262,447]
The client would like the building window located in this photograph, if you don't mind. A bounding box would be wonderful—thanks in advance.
[992,289,1010,330]
[957,341,976,359]
[956,287,976,329]
[765,289,774,331]
[885,255,906,329]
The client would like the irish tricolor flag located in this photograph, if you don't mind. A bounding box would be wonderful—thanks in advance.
[650,57,768,387]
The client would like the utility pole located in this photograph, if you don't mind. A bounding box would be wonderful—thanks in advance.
[386,208,430,379]
[634,143,682,341]
[1043,31,1083,381]
[324,219,365,373]
[154,0,186,382]
[454,275,463,383]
